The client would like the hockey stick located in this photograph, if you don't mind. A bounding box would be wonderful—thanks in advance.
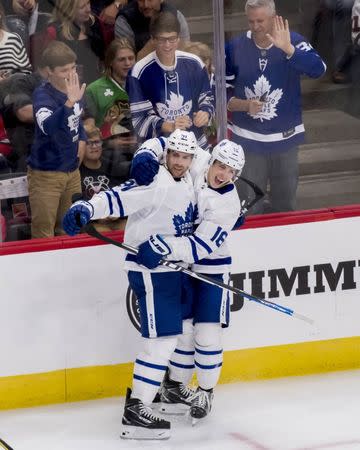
[238,176,264,214]
[0,438,14,450]
[83,223,314,325]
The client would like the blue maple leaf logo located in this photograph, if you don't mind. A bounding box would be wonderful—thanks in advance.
[173,202,198,236]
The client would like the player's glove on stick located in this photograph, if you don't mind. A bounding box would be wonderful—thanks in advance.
[136,234,171,269]
[62,201,93,236]
[130,152,160,185]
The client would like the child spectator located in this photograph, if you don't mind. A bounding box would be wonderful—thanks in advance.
[27,40,86,238]
[127,12,214,148]
[85,38,135,146]
[115,0,190,58]
[80,122,126,231]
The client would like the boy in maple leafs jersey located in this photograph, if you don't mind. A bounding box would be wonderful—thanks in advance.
[226,0,326,214]
[27,41,87,238]
[126,12,214,149]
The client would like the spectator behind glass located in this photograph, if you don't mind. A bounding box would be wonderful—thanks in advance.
[0,0,32,75]
[312,0,354,83]
[1,58,49,172]
[9,0,54,44]
[4,0,55,14]
[85,37,136,149]
[115,0,190,59]
[96,0,128,25]
[182,40,216,142]
[126,12,214,148]
[27,40,86,239]
[30,0,107,84]
[80,122,126,231]
[226,0,326,214]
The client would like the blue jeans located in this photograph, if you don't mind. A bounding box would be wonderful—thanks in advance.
[239,147,299,215]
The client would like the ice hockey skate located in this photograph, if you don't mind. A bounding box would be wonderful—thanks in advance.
[189,387,214,425]
[120,388,170,440]
[159,371,195,414]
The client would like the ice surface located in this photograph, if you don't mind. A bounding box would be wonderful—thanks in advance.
[1,369,360,450]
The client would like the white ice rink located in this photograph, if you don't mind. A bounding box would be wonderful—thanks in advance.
[1,369,360,450]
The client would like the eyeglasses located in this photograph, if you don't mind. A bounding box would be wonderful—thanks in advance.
[86,140,102,148]
[154,35,178,44]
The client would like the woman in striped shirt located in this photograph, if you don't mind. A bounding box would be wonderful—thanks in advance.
[0,1,31,76]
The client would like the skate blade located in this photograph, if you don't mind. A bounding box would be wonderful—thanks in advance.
[186,409,207,426]
[191,417,199,427]
[184,409,199,426]
[120,425,170,440]
[159,402,190,415]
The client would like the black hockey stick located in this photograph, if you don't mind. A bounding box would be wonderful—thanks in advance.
[83,223,313,325]
[238,176,264,214]
[0,438,14,450]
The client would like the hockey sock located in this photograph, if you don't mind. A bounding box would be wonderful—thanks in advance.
[194,323,223,390]
[132,335,178,404]
[169,319,195,385]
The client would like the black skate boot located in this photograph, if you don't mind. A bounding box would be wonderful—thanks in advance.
[189,387,214,424]
[120,388,170,440]
[159,370,195,414]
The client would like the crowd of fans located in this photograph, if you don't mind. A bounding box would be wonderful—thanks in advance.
[0,0,216,242]
[0,0,358,242]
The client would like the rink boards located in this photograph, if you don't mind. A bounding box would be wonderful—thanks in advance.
[1,206,360,409]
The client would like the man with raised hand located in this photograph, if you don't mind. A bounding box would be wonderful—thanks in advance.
[131,138,245,423]
[226,0,326,214]
[62,129,198,440]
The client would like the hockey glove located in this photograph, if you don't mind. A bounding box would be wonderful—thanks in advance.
[136,234,171,269]
[62,201,93,236]
[130,152,160,185]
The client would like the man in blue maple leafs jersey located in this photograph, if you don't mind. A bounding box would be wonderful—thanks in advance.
[226,0,326,214]
[126,11,214,149]
[62,129,199,440]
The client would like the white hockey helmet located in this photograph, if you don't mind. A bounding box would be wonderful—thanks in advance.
[166,129,198,155]
[209,139,245,179]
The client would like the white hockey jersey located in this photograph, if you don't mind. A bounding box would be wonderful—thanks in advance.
[88,166,196,272]
[136,138,242,274]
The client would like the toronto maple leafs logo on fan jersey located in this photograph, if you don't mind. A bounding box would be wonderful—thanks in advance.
[67,103,82,132]
[173,202,198,236]
[244,75,283,122]
[156,71,192,121]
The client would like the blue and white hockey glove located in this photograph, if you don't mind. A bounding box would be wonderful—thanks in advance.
[130,152,160,185]
[136,234,171,269]
[62,201,93,236]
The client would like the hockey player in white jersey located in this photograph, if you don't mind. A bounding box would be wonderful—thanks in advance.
[62,130,199,440]
[132,138,245,422]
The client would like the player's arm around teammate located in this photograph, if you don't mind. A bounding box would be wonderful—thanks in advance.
[133,139,246,423]
[62,130,201,440]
